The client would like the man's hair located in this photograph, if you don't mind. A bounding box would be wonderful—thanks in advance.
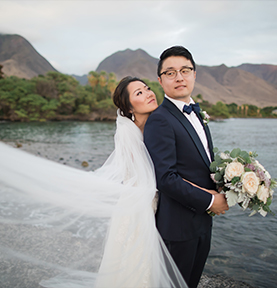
[157,46,196,76]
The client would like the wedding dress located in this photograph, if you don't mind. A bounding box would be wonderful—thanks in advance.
[0,110,187,288]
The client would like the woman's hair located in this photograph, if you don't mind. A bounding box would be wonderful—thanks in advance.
[113,76,146,120]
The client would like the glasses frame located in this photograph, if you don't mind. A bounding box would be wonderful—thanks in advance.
[159,66,194,79]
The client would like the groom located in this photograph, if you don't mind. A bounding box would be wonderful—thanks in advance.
[144,46,228,288]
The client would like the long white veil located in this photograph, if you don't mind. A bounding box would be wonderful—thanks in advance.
[0,111,187,288]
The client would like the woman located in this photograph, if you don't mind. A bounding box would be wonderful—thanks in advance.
[0,77,187,287]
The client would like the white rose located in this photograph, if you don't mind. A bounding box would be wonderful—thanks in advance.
[257,185,269,204]
[224,161,244,181]
[265,170,271,179]
[203,111,210,119]
[220,152,229,160]
[255,160,266,172]
[241,171,260,196]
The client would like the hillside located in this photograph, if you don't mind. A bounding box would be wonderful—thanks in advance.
[194,64,277,107]
[0,33,276,108]
[96,48,158,81]
[237,63,277,87]
[96,49,277,108]
[0,34,57,79]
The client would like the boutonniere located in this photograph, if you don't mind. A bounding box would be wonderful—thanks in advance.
[199,109,210,125]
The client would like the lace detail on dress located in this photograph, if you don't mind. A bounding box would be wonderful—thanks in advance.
[115,216,134,245]
[152,191,159,214]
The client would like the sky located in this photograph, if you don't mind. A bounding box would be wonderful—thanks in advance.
[1,0,277,76]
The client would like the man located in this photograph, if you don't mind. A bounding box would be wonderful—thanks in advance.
[144,46,228,288]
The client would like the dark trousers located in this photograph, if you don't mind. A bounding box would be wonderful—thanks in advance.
[164,229,211,288]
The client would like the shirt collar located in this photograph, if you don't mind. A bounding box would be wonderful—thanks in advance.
[164,95,195,113]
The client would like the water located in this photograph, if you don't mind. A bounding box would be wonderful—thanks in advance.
[206,118,277,288]
[0,118,276,288]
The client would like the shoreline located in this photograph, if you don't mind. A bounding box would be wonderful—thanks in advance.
[199,274,256,288]
[0,110,277,123]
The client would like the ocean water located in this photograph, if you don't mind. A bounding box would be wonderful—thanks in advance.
[0,118,276,288]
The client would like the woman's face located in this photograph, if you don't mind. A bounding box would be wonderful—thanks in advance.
[127,81,158,116]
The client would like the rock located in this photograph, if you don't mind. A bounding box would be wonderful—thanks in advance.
[199,274,256,288]
[81,161,89,167]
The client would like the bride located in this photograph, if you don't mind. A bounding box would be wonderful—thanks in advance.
[0,76,187,287]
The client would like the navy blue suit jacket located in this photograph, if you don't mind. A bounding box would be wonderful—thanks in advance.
[144,98,215,241]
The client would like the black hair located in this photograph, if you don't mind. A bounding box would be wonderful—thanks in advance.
[113,76,146,120]
[157,46,196,76]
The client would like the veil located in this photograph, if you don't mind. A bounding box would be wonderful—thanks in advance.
[0,110,187,288]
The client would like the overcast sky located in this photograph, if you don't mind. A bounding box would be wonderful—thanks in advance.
[1,0,276,76]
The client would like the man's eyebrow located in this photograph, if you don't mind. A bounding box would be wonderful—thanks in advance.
[164,66,189,70]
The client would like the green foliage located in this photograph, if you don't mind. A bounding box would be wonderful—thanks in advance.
[0,64,4,79]
[0,71,276,122]
[0,72,98,121]
[95,98,115,110]
[260,106,277,117]
[211,101,230,118]
[226,103,238,115]
[247,105,259,116]
[75,104,90,115]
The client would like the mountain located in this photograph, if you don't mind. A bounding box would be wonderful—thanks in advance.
[96,49,277,108]
[72,74,88,86]
[193,64,277,107]
[96,48,158,81]
[0,34,57,79]
[237,64,277,87]
[1,33,276,108]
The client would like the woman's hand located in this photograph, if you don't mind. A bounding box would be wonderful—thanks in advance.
[182,179,218,195]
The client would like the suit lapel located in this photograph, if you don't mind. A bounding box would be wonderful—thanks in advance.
[162,98,211,168]
[195,112,214,161]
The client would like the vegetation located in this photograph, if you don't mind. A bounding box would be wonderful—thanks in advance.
[0,71,276,122]
[193,94,277,119]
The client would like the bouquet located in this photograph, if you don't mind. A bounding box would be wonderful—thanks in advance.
[210,147,276,216]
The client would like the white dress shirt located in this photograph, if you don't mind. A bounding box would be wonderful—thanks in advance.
[165,95,214,209]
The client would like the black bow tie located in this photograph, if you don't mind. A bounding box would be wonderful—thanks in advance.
[183,103,200,114]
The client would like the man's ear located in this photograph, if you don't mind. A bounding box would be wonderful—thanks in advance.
[158,77,162,86]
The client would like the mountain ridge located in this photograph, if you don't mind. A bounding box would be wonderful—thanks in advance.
[0,34,57,79]
[96,50,277,107]
[0,34,276,108]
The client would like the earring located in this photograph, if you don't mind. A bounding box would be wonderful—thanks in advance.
[131,113,135,121]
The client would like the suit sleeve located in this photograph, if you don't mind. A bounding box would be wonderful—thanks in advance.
[144,113,212,214]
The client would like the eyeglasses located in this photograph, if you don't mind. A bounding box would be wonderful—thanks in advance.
[159,67,194,79]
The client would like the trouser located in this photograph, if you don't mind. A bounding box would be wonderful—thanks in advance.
[164,229,212,288]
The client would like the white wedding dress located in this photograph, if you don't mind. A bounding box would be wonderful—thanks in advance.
[0,111,187,288]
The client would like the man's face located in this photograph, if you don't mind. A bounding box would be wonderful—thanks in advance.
[158,56,196,103]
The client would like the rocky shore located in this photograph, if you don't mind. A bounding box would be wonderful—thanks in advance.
[199,274,256,288]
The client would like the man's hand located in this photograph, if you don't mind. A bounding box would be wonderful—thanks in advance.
[209,194,229,215]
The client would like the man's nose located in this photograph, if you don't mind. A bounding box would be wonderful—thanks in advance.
[175,70,184,81]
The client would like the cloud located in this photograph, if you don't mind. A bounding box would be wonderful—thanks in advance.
[0,0,276,75]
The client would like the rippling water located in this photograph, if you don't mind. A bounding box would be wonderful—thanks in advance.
[0,118,276,288]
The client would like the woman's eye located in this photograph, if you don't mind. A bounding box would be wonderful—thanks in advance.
[136,91,142,96]
[147,87,151,91]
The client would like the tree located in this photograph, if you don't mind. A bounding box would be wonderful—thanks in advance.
[211,101,230,118]
[226,103,238,115]
[0,64,4,79]
[247,105,259,117]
